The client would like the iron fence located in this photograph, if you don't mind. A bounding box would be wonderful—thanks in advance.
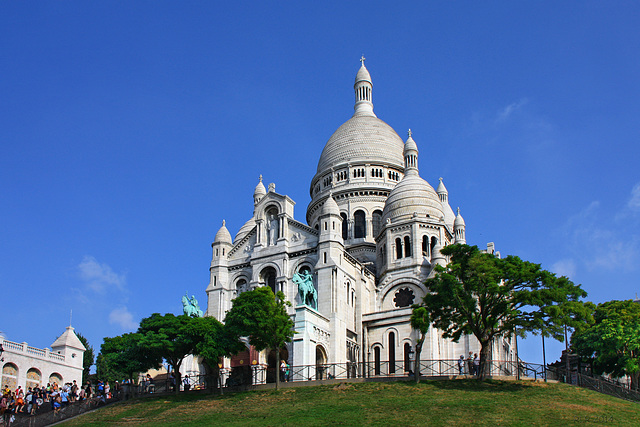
[144,359,540,392]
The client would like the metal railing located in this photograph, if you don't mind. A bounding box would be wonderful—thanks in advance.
[144,359,540,392]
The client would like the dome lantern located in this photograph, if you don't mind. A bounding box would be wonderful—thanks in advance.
[354,56,375,117]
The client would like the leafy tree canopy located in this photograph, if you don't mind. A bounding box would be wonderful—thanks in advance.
[422,244,590,377]
[96,333,156,383]
[572,300,640,390]
[75,332,94,383]
[224,286,295,389]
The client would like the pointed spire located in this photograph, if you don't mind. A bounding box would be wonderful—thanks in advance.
[436,177,448,203]
[254,174,266,205]
[354,57,375,117]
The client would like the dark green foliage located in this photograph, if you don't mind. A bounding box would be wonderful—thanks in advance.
[75,332,94,383]
[224,286,294,389]
[96,333,156,383]
[572,300,640,390]
[137,313,204,392]
[423,244,590,378]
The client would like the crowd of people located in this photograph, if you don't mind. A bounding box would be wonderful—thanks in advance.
[0,379,118,422]
[458,352,481,375]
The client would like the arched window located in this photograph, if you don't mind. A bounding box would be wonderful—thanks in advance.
[372,210,382,237]
[261,267,277,294]
[341,213,348,240]
[404,343,411,373]
[354,210,366,238]
[395,238,402,259]
[422,236,428,256]
[389,332,396,374]
[431,236,438,257]
[374,347,381,376]
[236,278,247,295]
[404,236,411,258]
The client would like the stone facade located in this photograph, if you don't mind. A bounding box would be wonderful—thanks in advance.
[0,326,85,390]
[205,60,515,375]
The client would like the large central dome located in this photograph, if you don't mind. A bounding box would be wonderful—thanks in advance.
[316,114,404,173]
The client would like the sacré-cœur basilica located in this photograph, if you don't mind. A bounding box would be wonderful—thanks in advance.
[202,59,514,381]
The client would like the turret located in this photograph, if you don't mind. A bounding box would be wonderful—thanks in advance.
[354,56,374,117]
[254,175,266,205]
[50,326,86,369]
[454,207,466,244]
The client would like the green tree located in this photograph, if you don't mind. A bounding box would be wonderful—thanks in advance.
[423,244,589,379]
[224,286,295,390]
[410,305,430,383]
[76,332,95,383]
[137,313,202,393]
[96,333,156,383]
[186,316,245,392]
[572,300,640,390]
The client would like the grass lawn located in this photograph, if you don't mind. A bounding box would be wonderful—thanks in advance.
[63,380,640,426]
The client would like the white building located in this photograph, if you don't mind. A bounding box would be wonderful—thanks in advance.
[1,326,85,390]
[205,60,513,379]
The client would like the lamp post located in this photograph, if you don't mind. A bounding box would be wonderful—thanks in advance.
[408,346,415,377]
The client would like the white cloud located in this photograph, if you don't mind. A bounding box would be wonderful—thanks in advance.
[551,259,576,278]
[77,255,127,294]
[496,98,529,123]
[109,307,137,331]
[562,201,639,272]
[628,182,640,213]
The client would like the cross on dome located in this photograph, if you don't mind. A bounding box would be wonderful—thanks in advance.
[259,174,263,182]
[408,129,412,137]
[360,55,366,65]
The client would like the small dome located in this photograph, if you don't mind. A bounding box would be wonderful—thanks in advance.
[454,207,466,228]
[404,131,418,154]
[436,177,448,195]
[322,194,340,216]
[214,220,232,244]
[355,63,371,84]
[254,175,266,198]
[382,173,444,223]
[234,217,256,242]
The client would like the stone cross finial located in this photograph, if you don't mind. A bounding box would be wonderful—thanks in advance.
[457,207,460,215]
[360,55,366,65]
[259,174,263,182]
[439,177,443,182]
[222,219,226,226]
[408,129,412,137]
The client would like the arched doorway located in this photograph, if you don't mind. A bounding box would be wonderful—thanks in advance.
[315,345,327,380]
[267,347,289,383]
[49,372,63,386]
[1,363,18,390]
[27,368,42,390]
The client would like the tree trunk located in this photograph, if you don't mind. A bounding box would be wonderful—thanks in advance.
[479,341,492,380]
[631,372,639,391]
[275,347,281,391]
[415,336,425,384]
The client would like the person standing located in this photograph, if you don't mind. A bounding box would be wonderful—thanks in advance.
[457,355,465,374]
[182,375,190,391]
[473,353,480,376]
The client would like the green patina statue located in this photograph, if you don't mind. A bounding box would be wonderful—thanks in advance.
[292,270,317,310]
[182,292,203,317]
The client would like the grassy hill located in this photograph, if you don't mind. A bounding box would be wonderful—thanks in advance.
[64,380,640,426]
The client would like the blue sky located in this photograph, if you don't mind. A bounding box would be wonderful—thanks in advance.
[2,2,639,366]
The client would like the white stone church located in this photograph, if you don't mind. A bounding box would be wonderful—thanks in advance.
[203,60,514,379]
